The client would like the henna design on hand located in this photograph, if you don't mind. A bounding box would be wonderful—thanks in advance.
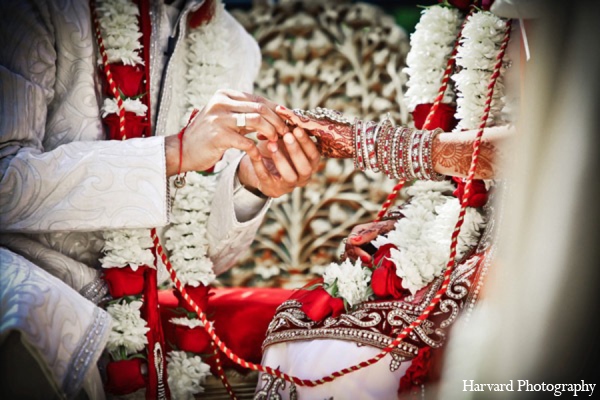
[311,122,353,158]
[432,138,497,179]
[433,140,469,175]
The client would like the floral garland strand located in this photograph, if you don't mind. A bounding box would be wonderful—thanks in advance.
[165,172,217,288]
[453,10,510,131]
[372,181,485,294]
[94,0,219,397]
[94,1,153,383]
[180,1,231,125]
[322,181,485,305]
[403,5,463,112]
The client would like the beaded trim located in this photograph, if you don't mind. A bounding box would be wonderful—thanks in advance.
[79,276,109,305]
[61,307,111,397]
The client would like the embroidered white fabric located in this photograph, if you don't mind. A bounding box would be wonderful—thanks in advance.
[258,340,411,399]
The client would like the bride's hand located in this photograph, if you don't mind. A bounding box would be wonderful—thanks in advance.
[342,220,397,263]
[275,105,354,159]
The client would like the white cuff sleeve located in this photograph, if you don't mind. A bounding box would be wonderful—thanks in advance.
[207,150,271,275]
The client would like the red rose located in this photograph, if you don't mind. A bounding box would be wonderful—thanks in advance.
[452,177,488,208]
[103,112,150,140]
[105,358,147,395]
[175,284,211,314]
[370,244,406,299]
[103,265,148,298]
[104,63,145,98]
[173,324,211,353]
[412,103,458,132]
[291,287,345,322]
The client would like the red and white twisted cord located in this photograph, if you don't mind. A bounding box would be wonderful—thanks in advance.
[209,339,237,400]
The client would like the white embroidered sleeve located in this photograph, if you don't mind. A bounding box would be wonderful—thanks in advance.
[207,149,271,275]
[0,137,170,232]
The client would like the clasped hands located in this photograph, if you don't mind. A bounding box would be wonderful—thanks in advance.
[164,88,387,259]
[165,89,323,198]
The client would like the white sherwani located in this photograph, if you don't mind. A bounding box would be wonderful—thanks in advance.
[0,0,264,398]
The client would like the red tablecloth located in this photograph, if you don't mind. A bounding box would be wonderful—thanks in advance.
[159,287,294,370]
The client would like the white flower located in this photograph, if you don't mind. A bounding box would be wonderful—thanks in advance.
[101,98,148,117]
[106,300,149,357]
[323,259,372,307]
[170,317,204,329]
[167,351,211,400]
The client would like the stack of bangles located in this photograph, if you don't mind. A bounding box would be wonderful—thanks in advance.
[354,116,445,181]
[293,107,445,181]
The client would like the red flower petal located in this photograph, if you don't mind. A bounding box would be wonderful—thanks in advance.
[103,265,148,298]
[412,103,458,132]
[291,287,345,322]
[105,358,147,395]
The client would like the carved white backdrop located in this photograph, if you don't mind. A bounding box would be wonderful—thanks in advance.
[223,0,411,288]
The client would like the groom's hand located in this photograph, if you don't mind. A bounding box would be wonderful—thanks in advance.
[238,126,320,198]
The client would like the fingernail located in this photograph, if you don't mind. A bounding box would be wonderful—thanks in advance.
[267,141,279,153]
[293,129,303,138]
[278,105,288,111]
[351,235,362,243]
[283,133,295,144]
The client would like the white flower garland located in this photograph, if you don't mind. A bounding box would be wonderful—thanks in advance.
[403,5,463,111]
[96,1,232,393]
[180,1,232,126]
[453,11,510,131]
[371,181,485,294]
[105,300,150,359]
[101,97,148,117]
[321,7,509,303]
[97,0,223,286]
[98,0,155,275]
[165,172,217,287]
[167,351,212,400]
